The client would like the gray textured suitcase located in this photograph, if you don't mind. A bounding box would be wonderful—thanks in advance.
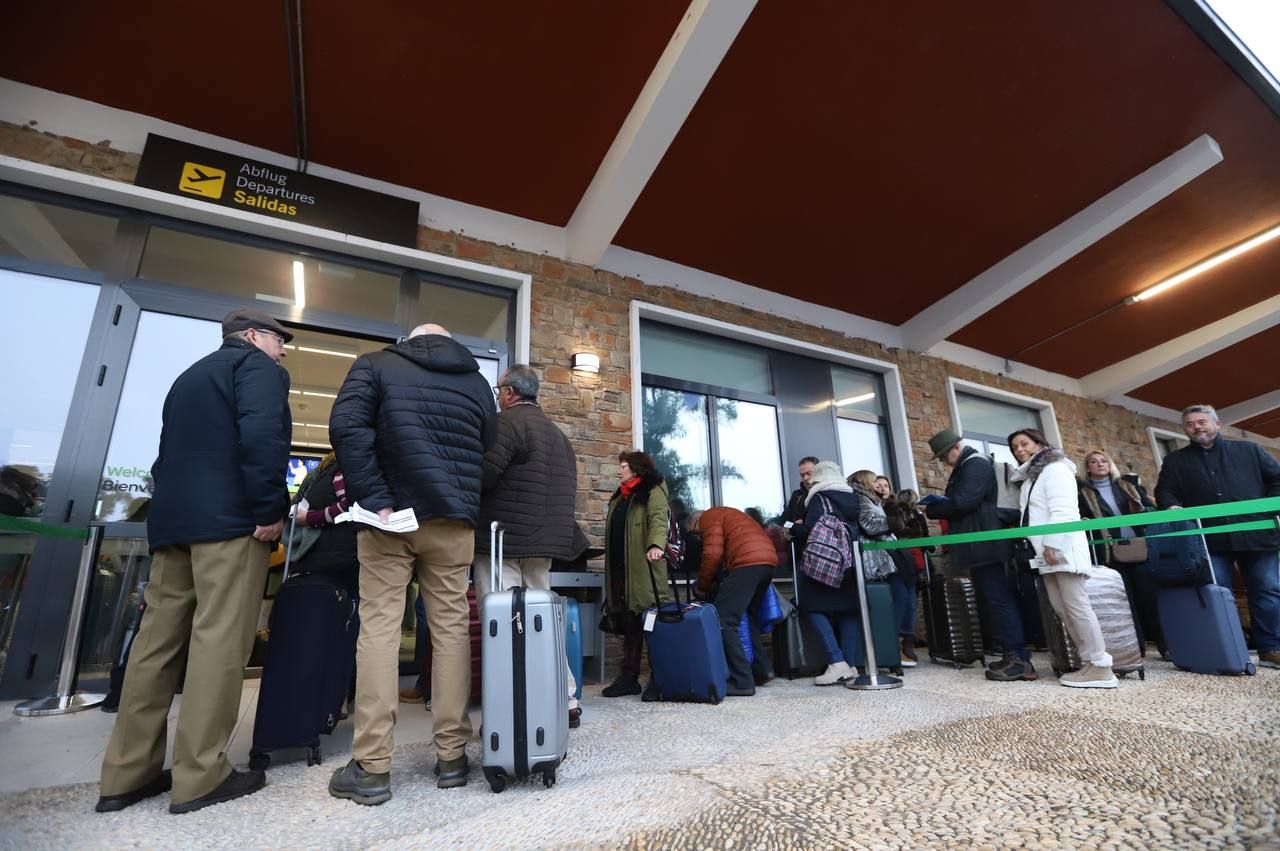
[1036,566,1145,680]
[480,522,568,792]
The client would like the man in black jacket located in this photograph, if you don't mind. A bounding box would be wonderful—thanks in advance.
[781,456,819,526]
[98,308,291,815]
[328,324,496,803]
[924,428,1035,682]
[473,364,588,726]
[1155,405,1280,669]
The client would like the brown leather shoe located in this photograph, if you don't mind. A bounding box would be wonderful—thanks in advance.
[568,707,581,729]
[398,687,425,704]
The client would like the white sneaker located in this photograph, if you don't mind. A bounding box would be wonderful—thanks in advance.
[1060,663,1118,689]
[815,661,853,686]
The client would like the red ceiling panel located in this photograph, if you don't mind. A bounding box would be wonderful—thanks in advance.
[2,1,688,225]
[1129,325,1280,411]
[1236,411,1280,439]
[614,0,1277,325]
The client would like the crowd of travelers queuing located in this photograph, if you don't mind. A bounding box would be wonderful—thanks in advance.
[93,307,1280,815]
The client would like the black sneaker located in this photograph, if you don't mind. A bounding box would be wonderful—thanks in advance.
[601,676,641,698]
[328,759,391,806]
[985,658,1039,682]
[641,680,661,702]
[436,754,469,789]
[169,768,265,814]
[95,770,171,813]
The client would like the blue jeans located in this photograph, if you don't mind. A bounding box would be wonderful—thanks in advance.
[413,591,430,692]
[886,570,916,638]
[969,561,1029,661]
[805,610,865,666]
[1211,552,1280,652]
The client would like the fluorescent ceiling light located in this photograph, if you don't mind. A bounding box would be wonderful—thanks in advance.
[293,441,332,449]
[294,422,329,429]
[296,346,358,359]
[302,390,337,398]
[293,260,306,309]
[1129,222,1280,303]
[834,392,876,406]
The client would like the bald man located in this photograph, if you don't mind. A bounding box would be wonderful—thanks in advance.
[328,323,497,803]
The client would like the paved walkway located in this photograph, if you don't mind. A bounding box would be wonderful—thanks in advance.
[0,655,1277,849]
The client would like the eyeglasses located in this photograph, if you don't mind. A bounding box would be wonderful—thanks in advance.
[492,384,510,397]
[253,328,286,345]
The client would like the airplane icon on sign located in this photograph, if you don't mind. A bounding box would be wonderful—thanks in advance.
[179,161,226,199]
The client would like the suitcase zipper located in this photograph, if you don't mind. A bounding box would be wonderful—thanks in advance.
[512,587,528,777]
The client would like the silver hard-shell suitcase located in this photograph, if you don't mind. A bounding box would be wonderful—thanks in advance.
[480,521,569,792]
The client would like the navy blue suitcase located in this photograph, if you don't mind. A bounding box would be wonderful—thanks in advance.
[645,599,729,703]
[1158,584,1256,676]
[250,573,359,768]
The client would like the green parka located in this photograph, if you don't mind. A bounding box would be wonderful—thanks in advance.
[604,472,673,614]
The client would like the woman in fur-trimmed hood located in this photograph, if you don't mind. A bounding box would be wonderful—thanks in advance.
[1008,429,1118,689]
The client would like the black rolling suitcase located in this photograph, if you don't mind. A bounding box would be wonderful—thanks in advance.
[920,554,984,668]
[772,541,826,679]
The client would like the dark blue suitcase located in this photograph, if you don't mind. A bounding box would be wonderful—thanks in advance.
[564,598,584,701]
[1158,584,1256,676]
[644,600,729,703]
[250,573,359,768]
[848,581,902,672]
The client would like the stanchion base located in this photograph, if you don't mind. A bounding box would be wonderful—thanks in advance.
[845,673,903,691]
[14,692,106,717]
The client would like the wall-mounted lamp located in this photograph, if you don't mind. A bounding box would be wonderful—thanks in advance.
[571,352,601,374]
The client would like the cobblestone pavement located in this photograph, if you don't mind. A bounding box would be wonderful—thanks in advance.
[1,655,1276,849]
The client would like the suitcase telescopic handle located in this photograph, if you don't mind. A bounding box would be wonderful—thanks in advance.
[489,520,504,593]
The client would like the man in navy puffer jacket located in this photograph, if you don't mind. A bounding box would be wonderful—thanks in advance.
[328,324,496,803]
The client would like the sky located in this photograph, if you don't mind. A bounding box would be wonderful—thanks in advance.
[1206,0,1280,89]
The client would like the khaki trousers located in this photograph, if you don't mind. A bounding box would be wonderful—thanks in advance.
[355,519,473,771]
[1042,571,1113,668]
[472,554,579,710]
[100,535,269,804]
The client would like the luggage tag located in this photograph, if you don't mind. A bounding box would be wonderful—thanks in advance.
[643,610,657,632]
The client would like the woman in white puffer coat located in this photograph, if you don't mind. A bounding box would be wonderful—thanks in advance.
[1008,428,1118,690]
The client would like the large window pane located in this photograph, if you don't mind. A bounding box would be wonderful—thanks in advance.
[0,197,121,270]
[640,322,771,395]
[95,313,222,521]
[831,366,884,417]
[715,399,785,520]
[962,437,1017,467]
[0,534,36,680]
[140,227,399,323]
[1,269,100,520]
[956,392,1040,438]
[642,387,712,512]
[78,537,151,682]
[418,280,510,342]
[838,418,892,481]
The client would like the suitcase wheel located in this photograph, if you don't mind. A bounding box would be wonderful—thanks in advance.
[542,768,556,788]
[248,749,270,772]
[1245,663,1257,676]
[307,744,322,767]
[487,774,507,794]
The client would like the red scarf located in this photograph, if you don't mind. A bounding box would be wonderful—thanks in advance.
[619,476,642,498]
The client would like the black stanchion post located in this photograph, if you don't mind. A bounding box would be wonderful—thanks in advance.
[845,540,902,691]
[15,526,106,716]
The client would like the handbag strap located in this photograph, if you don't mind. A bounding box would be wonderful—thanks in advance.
[647,551,683,623]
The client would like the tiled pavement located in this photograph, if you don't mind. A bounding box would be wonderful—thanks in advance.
[0,656,1276,849]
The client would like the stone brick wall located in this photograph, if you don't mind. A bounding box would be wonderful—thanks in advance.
[3,120,1274,545]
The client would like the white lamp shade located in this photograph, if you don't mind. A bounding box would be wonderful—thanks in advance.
[571,352,600,373]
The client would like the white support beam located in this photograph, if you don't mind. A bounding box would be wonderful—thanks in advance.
[563,0,756,266]
[1219,389,1280,425]
[1080,293,1280,399]
[898,134,1223,352]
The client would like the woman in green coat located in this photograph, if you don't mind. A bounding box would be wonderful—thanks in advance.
[601,450,672,700]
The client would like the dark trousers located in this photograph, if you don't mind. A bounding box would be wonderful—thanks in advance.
[712,565,774,691]
[969,561,1029,662]
[886,568,917,638]
[620,615,645,681]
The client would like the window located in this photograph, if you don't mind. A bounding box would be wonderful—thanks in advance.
[140,227,401,323]
[0,196,121,270]
[641,387,713,513]
[639,321,772,395]
[954,388,1046,465]
[832,365,893,480]
[1,269,101,520]
[418,279,510,341]
[1148,427,1190,470]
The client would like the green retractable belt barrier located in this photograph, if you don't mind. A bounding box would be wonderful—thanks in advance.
[861,496,1280,552]
[0,515,91,540]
